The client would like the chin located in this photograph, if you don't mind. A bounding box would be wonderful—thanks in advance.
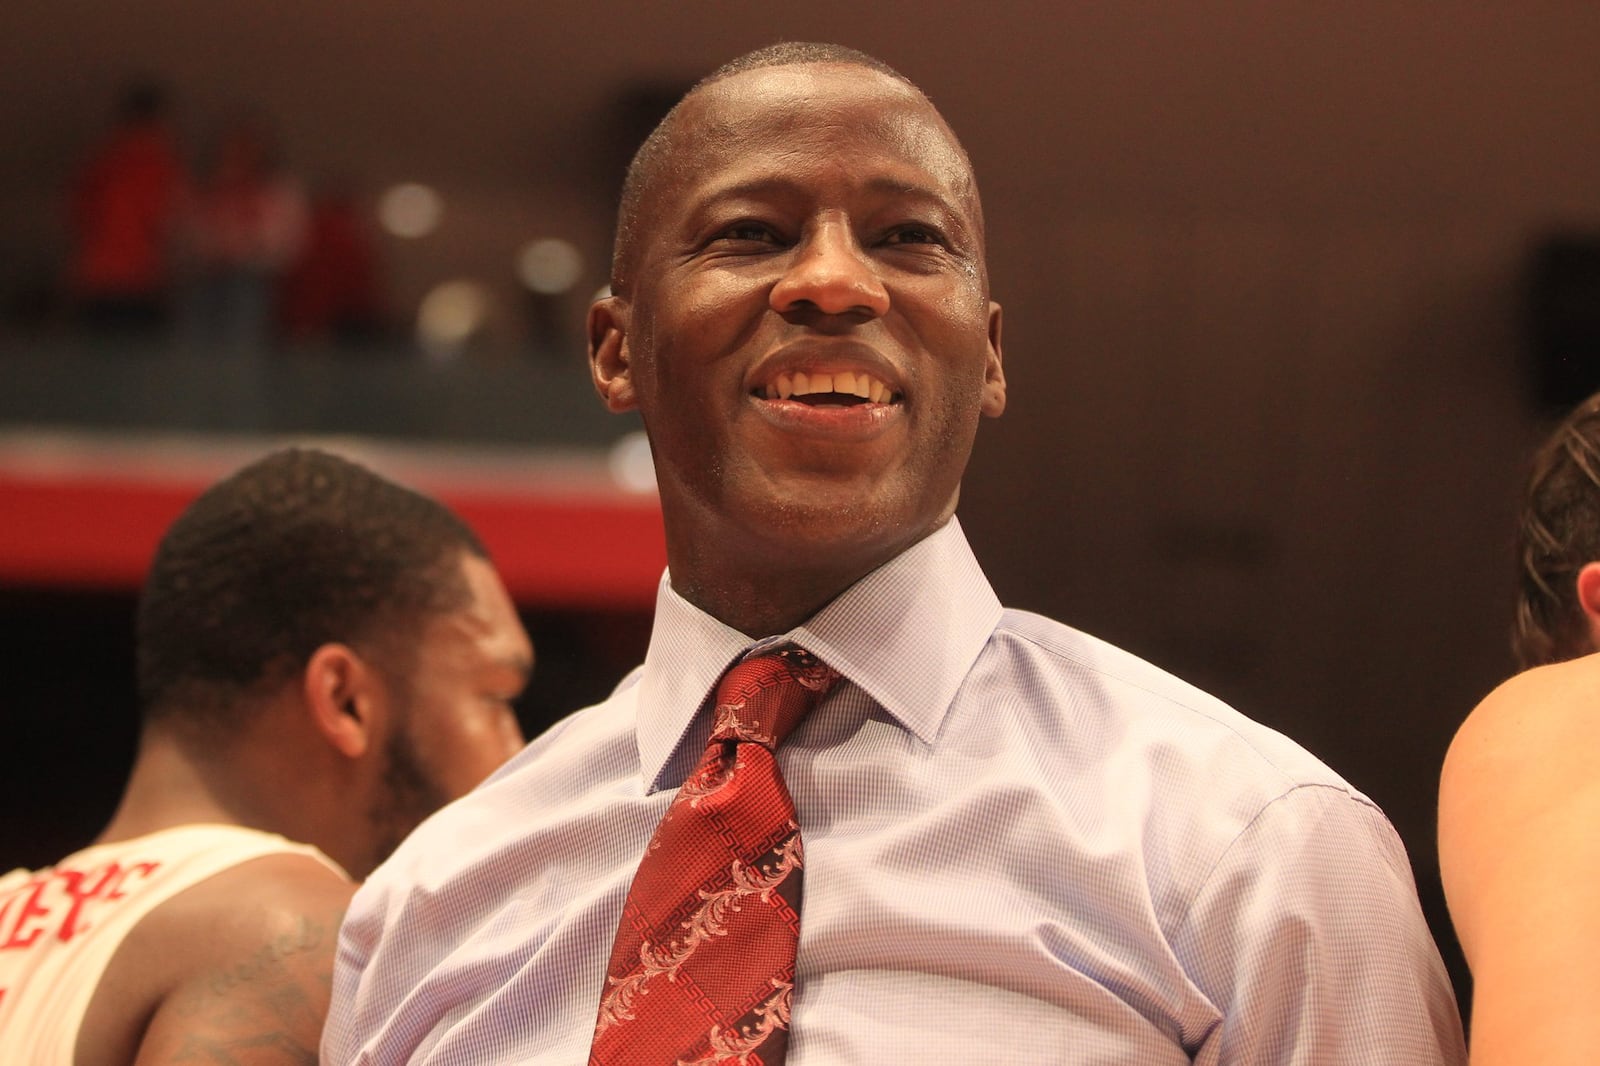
[743,491,935,560]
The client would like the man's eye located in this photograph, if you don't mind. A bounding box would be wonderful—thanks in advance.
[717,223,778,244]
[883,225,944,247]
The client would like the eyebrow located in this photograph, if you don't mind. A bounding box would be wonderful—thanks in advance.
[696,173,966,213]
[689,174,976,241]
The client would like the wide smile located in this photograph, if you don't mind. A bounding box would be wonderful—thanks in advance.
[755,368,902,406]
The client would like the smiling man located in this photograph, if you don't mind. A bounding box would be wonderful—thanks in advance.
[324,43,1465,1065]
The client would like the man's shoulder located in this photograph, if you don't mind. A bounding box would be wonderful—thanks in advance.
[979,610,1410,942]
[119,851,353,959]
[136,851,353,954]
[73,847,352,1066]
[477,678,643,794]
[365,680,644,888]
[990,608,1230,703]
[985,607,1361,799]
[83,853,350,1065]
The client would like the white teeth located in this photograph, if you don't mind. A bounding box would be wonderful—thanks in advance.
[765,370,896,403]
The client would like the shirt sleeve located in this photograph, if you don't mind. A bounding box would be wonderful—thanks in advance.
[320,885,370,1062]
[1173,784,1467,1065]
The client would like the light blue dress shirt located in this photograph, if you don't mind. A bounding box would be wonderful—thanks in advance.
[324,518,1466,1064]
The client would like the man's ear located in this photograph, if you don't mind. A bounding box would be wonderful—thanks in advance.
[1576,562,1600,652]
[589,295,637,413]
[980,300,1006,418]
[302,643,383,760]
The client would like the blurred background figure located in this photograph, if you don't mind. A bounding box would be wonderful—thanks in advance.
[0,446,531,1064]
[279,180,388,349]
[1438,391,1600,1065]
[64,77,188,343]
[178,109,308,356]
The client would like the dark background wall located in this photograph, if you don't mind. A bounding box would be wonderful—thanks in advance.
[7,0,1600,1024]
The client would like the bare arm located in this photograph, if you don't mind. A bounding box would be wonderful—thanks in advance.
[1438,658,1600,1066]
[78,853,355,1066]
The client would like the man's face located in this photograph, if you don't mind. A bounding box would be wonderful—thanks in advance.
[592,63,1005,585]
[368,552,531,861]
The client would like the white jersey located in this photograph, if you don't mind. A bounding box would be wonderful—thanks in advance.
[0,824,347,1064]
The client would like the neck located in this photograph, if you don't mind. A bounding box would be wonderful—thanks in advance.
[96,730,252,845]
[97,713,364,875]
[654,474,962,636]
[672,568,851,638]
[665,521,944,638]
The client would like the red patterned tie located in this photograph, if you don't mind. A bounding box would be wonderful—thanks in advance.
[590,644,841,1066]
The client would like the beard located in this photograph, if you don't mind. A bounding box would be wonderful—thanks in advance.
[366,720,447,868]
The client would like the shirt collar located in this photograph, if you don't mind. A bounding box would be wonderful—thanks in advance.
[634,517,1002,792]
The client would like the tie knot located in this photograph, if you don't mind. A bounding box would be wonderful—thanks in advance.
[709,643,840,749]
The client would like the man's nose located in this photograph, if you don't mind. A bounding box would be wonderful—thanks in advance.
[769,224,890,319]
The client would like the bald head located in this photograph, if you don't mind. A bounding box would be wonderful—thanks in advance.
[608,42,981,296]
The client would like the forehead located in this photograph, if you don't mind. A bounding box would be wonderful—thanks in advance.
[418,554,530,663]
[656,64,979,221]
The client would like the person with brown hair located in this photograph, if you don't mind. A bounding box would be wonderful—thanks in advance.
[1439,392,1600,1065]
[0,447,530,1064]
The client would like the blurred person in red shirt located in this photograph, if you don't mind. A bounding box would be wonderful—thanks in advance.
[178,110,308,356]
[279,182,387,348]
[66,78,189,339]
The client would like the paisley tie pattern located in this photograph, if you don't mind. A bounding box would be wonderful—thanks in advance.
[590,644,840,1066]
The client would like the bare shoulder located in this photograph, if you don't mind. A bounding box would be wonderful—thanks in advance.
[1438,655,1600,966]
[77,851,354,1066]
[1440,655,1600,804]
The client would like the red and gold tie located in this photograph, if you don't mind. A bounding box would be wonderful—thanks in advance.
[590,644,841,1066]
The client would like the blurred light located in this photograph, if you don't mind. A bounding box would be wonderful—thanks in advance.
[516,238,584,295]
[608,431,657,494]
[591,284,612,304]
[378,182,442,238]
[416,280,490,361]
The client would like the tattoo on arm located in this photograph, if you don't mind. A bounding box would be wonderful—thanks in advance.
[146,912,339,1065]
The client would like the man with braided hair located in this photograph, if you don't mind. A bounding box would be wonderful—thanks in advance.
[1440,392,1600,1065]
[327,42,1464,1064]
[0,447,530,1064]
